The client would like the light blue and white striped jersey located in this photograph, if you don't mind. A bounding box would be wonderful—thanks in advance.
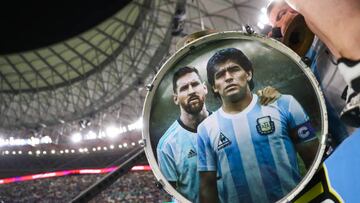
[197,94,316,203]
[157,119,199,203]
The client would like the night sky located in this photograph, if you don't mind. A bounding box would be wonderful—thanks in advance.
[0,0,132,54]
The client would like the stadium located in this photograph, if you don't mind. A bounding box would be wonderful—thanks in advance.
[0,0,359,202]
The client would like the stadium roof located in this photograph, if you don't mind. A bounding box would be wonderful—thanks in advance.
[0,0,268,140]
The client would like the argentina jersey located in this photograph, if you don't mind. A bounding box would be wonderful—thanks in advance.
[197,94,316,203]
[157,119,199,203]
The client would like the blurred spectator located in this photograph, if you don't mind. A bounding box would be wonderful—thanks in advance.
[0,171,171,203]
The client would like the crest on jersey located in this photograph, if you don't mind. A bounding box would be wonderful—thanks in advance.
[256,116,275,135]
[217,132,231,150]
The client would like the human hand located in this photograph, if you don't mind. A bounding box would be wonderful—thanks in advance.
[257,86,281,105]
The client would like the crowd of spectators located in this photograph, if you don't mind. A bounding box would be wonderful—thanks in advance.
[90,171,172,203]
[0,171,172,203]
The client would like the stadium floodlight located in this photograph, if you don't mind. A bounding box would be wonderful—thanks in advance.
[257,7,269,30]
[71,132,82,143]
[71,149,75,153]
[92,148,96,151]
[65,149,69,153]
[18,151,22,154]
[103,147,108,151]
[43,151,47,154]
[5,150,9,155]
[12,151,16,155]
[98,131,106,138]
[131,142,135,146]
[118,144,122,148]
[84,148,88,152]
[106,126,121,138]
[51,150,56,154]
[60,150,64,154]
[97,146,101,150]
[28,151,33,155]
[79,148,83,153]
[123,143,128,147]
[110,145,114,149]
[85,131,97,140]
[128,118,143,131]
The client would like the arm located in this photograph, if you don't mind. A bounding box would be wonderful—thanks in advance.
[290,126,319,168]
[197,123,219,203]
[199,171,219,203]
[157,146,178,186]
[286,95,319,169]
[294,137,318,168]
[257,86,281,105]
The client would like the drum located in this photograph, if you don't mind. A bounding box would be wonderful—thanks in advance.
[142,31,328,203]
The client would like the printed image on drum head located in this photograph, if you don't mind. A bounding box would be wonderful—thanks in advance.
[142,31,327,203]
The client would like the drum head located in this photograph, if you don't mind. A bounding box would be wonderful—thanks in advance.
[142,31,327,203]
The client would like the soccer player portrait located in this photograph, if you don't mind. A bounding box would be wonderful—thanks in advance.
[156,66,209,203]
[156,65,280,203]
[197,48,319,203]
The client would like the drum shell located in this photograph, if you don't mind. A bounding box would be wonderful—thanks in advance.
[142,31,328,203]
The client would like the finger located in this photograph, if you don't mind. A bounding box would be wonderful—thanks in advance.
[264,97,270,105]
[263,87,269,95]
[264,96,273,105]
[268,97,276,104]
[259,96,265,105]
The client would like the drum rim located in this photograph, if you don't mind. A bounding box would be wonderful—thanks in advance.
[141,31,328,203]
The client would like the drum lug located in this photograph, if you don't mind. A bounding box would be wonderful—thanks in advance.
[155,179,165,190]
[323,134,335,159]
[244,24,255,34]
[139,138,146,147]
[301,56,312,67]
[146,83,154,91]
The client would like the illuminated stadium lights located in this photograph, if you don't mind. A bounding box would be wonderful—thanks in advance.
[123,143,128,148]
[12,151,16,155]
[98,131,106,138]
[71,132,82,143]
[5,151,9,155]
[120,126,127,134]
[92,148,96,151]
[110,145,114,149]
[85,131,97,140]
[43,151,47,154]
[71,149,75,153]
[18,151,22,154]
[103,147,108,151]
[65,149,69,153]
[28,151,33,155]
[97,146,101,150]
[84,148,88,152]
[36,150,41,155]
[127,118,143,131]
[257,22,265,30]
[79,148,84,153]
[0,136,52,147]
[51,150,56,154]
[118,144,122,148]
[60,150,64,154]
[257,7,269,29]
[106,126,121,138]
[131,142,135,146]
